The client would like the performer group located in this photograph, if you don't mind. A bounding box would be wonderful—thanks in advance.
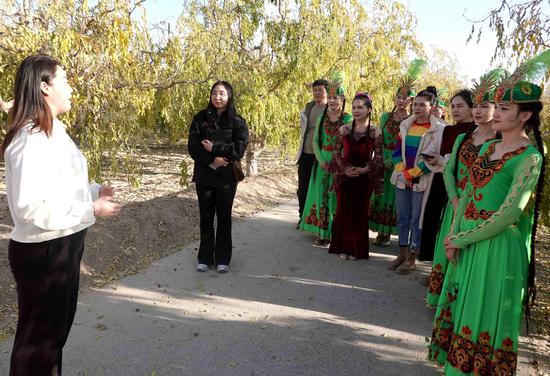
[0,49,548,375]
[294,52,548,375]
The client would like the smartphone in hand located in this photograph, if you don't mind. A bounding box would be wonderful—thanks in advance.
[420,153,435,160]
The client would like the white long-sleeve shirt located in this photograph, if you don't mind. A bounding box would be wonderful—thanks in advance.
[4,119,100,243]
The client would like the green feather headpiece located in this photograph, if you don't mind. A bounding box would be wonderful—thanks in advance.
[494,49,550,103]
[328,71,346,96]
[472,68,509,104]
[435,87,448,108]
[397,59,427,97]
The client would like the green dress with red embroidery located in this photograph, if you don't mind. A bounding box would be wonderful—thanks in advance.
[426,132,482,307]
[300,112,352,240]
[368,111,399,235]
[428,140,541,375]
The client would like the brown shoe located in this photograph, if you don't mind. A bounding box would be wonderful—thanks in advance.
[373,234,384,246]
[396,250,417,274]
[314,237,330,247]
[387,246,408,270]
[379,234,391,247]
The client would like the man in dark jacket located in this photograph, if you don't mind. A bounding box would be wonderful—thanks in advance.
[296,79,328,227]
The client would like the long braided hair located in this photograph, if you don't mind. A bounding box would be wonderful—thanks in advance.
[311,96,345,179]
[519,101,545,320]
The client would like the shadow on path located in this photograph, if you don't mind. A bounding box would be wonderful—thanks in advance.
[0,200,443,375]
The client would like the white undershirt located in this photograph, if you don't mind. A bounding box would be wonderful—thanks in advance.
[4,119,99,243]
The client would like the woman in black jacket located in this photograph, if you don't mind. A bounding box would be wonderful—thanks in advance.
[188,81,249,273]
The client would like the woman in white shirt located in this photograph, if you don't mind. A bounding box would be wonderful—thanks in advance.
[2,54,121,376]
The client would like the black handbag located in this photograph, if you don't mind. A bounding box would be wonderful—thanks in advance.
[203,128,245,182]
[231,159,245,182]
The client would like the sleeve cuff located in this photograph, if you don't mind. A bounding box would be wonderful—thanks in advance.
[89,183,101,201]
[408,166,423,178]
[402,169,413,181]
[394,162,405,172]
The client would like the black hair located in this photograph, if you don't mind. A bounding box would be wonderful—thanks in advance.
[518,101,545,322]
[2,54,62,153]
[351,93,373,141]
[312,79,329,90]
[416,86,437,105]
[451,89,473,108]
[205,80,237,129]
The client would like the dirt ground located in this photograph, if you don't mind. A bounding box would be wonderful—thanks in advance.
[0,146,298,340]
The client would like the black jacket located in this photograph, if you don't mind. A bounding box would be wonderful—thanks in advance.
[188,109,249,187]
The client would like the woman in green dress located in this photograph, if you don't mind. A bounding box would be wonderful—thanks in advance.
[428,50,548,375]
[370,59,426,246]
[300,73,352,244]
[426,70,502,308]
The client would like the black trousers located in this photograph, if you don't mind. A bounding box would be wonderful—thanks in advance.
[418,173,448,261]
[196,183,237,266]
[8,229,87,376]
[297,153,316,220]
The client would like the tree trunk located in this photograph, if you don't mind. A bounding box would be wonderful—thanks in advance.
[245,131,266,177]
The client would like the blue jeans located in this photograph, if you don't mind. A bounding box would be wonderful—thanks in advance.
[395,187,424,252]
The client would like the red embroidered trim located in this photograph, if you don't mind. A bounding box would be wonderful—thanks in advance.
[428,264,445,295]
[469,142,527,189]
[385,118,400,147]
[464,201,495,220]
[321,117,344,152]
[457,175,469,191]
[447,327,518,376]
[458,137,481,169]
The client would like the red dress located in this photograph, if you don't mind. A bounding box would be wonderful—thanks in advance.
[329,125,383,258]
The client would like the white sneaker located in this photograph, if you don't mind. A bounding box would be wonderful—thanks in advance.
[348,255,357,261]
[217,265,229,273]
[339,254,349,260]
[196,263,209,272]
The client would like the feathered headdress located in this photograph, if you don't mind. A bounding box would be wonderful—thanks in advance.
[397,59,427,97]
[435,87,448,107]
[493,49,550,103]
[471,68,509,104]
[327,71,346,96]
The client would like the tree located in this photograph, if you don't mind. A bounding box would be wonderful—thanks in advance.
[153,0,423,176]
[467,0,550,63]
[0,0,159,183]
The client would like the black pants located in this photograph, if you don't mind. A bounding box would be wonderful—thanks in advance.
[196,183,237,266]
[297,153,316,220]
[418,173,448,261]
[8,229,87,376]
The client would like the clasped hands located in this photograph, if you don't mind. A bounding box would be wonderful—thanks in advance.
[202,139,229,167]
[344,166,368,177]
[444,236,461,264]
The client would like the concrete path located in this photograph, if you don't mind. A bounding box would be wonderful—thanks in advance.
[0,200,535,375]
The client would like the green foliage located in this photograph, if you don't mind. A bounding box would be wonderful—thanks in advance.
[0,0,158,183]
[0,0,465,185]
[154,0,425,147]
[467,0,550,64]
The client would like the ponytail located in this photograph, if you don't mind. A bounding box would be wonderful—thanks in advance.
[518,101,545,324]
